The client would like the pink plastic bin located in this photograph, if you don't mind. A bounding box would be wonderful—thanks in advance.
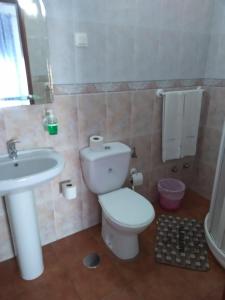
[157,178,186,211]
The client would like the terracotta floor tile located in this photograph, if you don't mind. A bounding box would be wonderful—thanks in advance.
[0,190,224,300]
[155,189,209,221]
[15,267,81,300]
[133,243,225,300]
[42,243,60,270]
[102,285,140,300]
[69,254,127,300]
[0,244,67,300]
[85,224,102,242]
[0,258,22,300]
[132,264,199,300]
[51,230,108,271]
[113,251,155,284]
[178,260,225,299]
[202,283,225,300]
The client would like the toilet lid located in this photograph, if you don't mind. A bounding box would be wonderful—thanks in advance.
[98,188,155,228]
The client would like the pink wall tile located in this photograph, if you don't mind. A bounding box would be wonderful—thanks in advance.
[0,84,213,262]
[36,199,56,245]
[205,87,225,130]
[197,126,222,167]
[0,215,14,262]
[77,93,107,148]
[180,157,195,187]
[81,189,100,230]
[191,162,215,200]
[3,105,48,149]
[199,93,210,127]
[33,185,56,245]
[47,95,79,151]
[149,166,166,202]
[150,131,163,169]
[130,90,154,137]
[34,183,53,206]
[50,148,82,204]
[54,197,83,239]
[130,135,151,172]
[152,96,162,133]
[191,86,225,200]
[134,171,151,200]
[106,92,131,141]
[52,148,81,185]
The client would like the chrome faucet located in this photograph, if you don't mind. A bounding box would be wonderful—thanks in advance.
[7,139,20,160]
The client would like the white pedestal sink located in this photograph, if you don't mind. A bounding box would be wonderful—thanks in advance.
[0,148,64,280]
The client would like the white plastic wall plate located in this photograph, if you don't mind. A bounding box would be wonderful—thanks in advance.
[74,32,88,47]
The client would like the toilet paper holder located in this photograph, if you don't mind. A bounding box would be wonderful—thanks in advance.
[129,168,143,190]
[59,180,72,193]
[130,168,138,176]
[130,168,137,190]
[59,179,77,200]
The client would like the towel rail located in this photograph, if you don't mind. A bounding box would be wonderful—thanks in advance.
[156,86,205,97]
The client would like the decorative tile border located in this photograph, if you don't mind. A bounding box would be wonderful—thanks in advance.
[203,79,225,87]
[53,78,225,95]
[53,79,205,95]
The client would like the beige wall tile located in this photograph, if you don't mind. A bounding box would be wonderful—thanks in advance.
[106,91,131,141]
[47,95,79,151]
[191,86,225,200]
[3,105,48,149]
[77,93,107,148]
[0,215,14,262]
[0,84,213,261]
[130,90,154,137]
[130,135,151,172]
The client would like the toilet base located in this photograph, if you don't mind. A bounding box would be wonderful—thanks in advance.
[101,214,139,260]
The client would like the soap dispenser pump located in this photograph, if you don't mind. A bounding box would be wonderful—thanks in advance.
[47,109,58,135]
[43,109,58,135]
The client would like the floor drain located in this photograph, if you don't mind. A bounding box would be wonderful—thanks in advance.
[83,253,100,269]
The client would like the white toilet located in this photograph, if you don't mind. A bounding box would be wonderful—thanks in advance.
[80,142,155,260]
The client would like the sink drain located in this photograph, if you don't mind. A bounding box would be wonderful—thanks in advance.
[83,253,100,269]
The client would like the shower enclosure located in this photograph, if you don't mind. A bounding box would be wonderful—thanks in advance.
[205,122,225,269]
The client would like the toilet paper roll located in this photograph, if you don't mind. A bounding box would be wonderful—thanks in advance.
[89,135,104,152]
[131,172,143,187]
[62,182,77,200]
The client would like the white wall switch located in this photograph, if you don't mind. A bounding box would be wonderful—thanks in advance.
[74,32,88,47]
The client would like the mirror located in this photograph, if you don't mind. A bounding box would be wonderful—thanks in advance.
[0,0,52,107]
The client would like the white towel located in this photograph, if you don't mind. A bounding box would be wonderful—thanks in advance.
[181,90,203,157]
[162,91,184,162]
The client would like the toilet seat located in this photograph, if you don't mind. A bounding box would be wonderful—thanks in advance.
[98,188,155,229]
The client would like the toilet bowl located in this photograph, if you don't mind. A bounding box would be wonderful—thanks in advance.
[80,141,155,259]
[99,188,155,259]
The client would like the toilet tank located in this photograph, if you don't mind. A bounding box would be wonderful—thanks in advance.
[80,142,131,194]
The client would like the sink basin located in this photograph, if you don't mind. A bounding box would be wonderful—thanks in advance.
[0,148,64,195]
[1,148,64,281]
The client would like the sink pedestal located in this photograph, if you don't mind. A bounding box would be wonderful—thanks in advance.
[0,148,64,280]
[5,190,44,280]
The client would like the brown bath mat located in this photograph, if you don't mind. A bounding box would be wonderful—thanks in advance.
[155,215,209,271]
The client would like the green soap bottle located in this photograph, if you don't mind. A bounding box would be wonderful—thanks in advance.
[47,110,58,135]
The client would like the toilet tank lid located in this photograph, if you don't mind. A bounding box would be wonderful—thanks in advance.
[80,142,131,162]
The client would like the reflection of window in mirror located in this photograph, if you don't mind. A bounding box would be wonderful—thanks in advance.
[0,0,33,107]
